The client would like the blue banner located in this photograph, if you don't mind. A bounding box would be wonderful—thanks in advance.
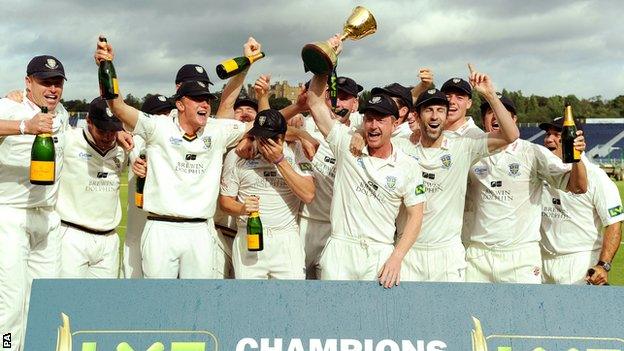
[24,280,624,350]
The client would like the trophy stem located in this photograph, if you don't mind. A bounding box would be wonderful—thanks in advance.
[339,32,349,41]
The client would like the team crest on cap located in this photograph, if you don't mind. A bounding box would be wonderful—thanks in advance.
[386,176,397,189]
[508,162,520,177]
[452,78,461,83]
[370,96,382,104]
[496,92,503,98]
[157,95,166,102]
[202,136,212,150]
[258,115,266,126]
[427,89,436,94]
[440,154,452,169]
[197,81,206,88]
[45,58,58,69]
[195,66,204,73]
[105,107,113,117]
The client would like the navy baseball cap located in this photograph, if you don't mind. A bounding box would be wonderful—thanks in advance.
[441,77,472,96]
[175,64,212,85]
[371,83,412,108]
[414,89,449,110]
[234,98,259,112]
[248,109,287,138]
[337,76,363,97]
[480,92,517,116]
[539,116,583,132]
[141,94,175,115]
[173,81,216,101]
[360,94,399,118]
[88,97,123,131]
[27,55,67,80]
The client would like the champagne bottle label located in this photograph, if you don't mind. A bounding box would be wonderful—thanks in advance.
[247,234,261,250]
[113,78,119,94]
[134,193,143,208]
[221,59,239,73]
[30,161,55,182]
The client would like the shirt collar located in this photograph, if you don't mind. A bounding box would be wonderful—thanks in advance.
[504,139,520,154]
[362,143,399,168]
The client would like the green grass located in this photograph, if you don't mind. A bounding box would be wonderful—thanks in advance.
[115,174,624,284]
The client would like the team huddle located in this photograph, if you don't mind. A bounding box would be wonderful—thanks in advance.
[1,36,622,350]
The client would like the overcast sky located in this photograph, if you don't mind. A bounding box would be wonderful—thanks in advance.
[0,0,621,101]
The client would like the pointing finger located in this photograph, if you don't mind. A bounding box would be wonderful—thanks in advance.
[468,63,476,75]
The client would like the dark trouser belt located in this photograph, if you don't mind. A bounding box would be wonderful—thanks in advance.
[215,224,237,238]
[61,220,115,235]
[147,214,207,223]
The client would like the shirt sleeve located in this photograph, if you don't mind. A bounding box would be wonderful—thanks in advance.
[220,149,241,197]
[467,134,490,165]
[128,135,146,164]
[326,122,353,157]
[534,144,570,190]
[218,118,246,149]
[402,159,426,207]
[133,112,159,142]
[291,141,314,177]
[594,170,624,226]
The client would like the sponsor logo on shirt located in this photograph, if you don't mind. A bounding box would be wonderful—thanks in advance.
[185,154,197,161]
[78,152,92,160]
[490,180,502,188]
[415,184,425,195]
[264,170,278,177]
[508,163,520,177]
[386,176,397,189]
[424,180,443,194]
[440,154,452,169]
[299,162,313,172]
[542,205,570,220]
[169,136,183,146]
[422,172,435,180]
[96,172,108,178]
[481,187,513,202]
[608,205,623,218]
[243,159,261,169]
[356,157,365,169]
[311,159,336,178]
[323,156,336,164]
[473,165,487,177]
[552,198,561,205]
[356,180,382,201]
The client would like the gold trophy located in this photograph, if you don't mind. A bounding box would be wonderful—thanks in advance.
[301,6,377,74]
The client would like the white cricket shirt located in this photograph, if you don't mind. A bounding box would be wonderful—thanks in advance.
[541,160,624,254]
[56,127,126,230]
[133,111,245,218]
[0,94,68,208]
[326,123,426,244]
[220,141,313,230]
[467,139,570,246]
[394,134,489,245]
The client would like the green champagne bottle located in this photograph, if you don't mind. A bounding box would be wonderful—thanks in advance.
[246,210,263,251]
[30,106,56,185]
[98,37,119,100]
[134,154,146,208]
[562,103,580,163]
[216,52,265,80]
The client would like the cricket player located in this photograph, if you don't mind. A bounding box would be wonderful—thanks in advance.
[123,94,175,278]
[371,83,413,140]
[306,35,426,288]
[539,117,623,285]
[94,37,257,278]
[57,97,127,278]
[0,55,69,351]
[465,95,588,283]
[219,109,315,279]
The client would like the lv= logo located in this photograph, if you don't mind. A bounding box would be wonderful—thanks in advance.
[471,316,624,351]
[56,313,218,351]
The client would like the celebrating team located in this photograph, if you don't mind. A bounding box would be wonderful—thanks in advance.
[0,35,622,350]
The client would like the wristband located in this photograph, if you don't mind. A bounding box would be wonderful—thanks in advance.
[19,120,26,135]
[273,155,285,165]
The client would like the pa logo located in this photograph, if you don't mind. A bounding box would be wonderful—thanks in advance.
[427,89,437,94]
[45,58,58,69]
[452,78,461,83]
[197,81,206,88]
[195,66,204,73]
[440,154,452,169]
[370,96,382,104]
[106,107,114,117]
[158,95,167,102]
[202,136,212,150]
[386,175,397,189]
[258,115,266,126]
[508,163,520,177]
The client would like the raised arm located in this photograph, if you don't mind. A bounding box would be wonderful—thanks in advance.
[253,74,271,112]
[410,68,434,103]
[468,63,519,152]
[565,131,588,194]
[94,36,140,129]
[216,37,262,118]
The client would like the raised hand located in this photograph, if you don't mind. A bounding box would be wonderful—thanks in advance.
[253,74,271,100]
[468,63,495,98]
[243,37,262,57]
[25,111,54,135]
[242,195,260,215]
[94,35,114,66]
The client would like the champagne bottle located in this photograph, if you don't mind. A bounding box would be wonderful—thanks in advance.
[216,52,265,80]
[135,154,146,208]
[562,103,581,163]
[246,210,263,251]
[30,106,56,185]
[98,37,119,100]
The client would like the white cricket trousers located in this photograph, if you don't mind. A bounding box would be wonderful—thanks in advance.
[233,226,305,280]
[122,195,147,279]
[140,219,228,279]
[466,241,542,284]
[401,240,467,282]
[59,223,119,278]
[0,206,61,351]
[298,216,331,279]
[318,235,394,281]
[542,249,600,285]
